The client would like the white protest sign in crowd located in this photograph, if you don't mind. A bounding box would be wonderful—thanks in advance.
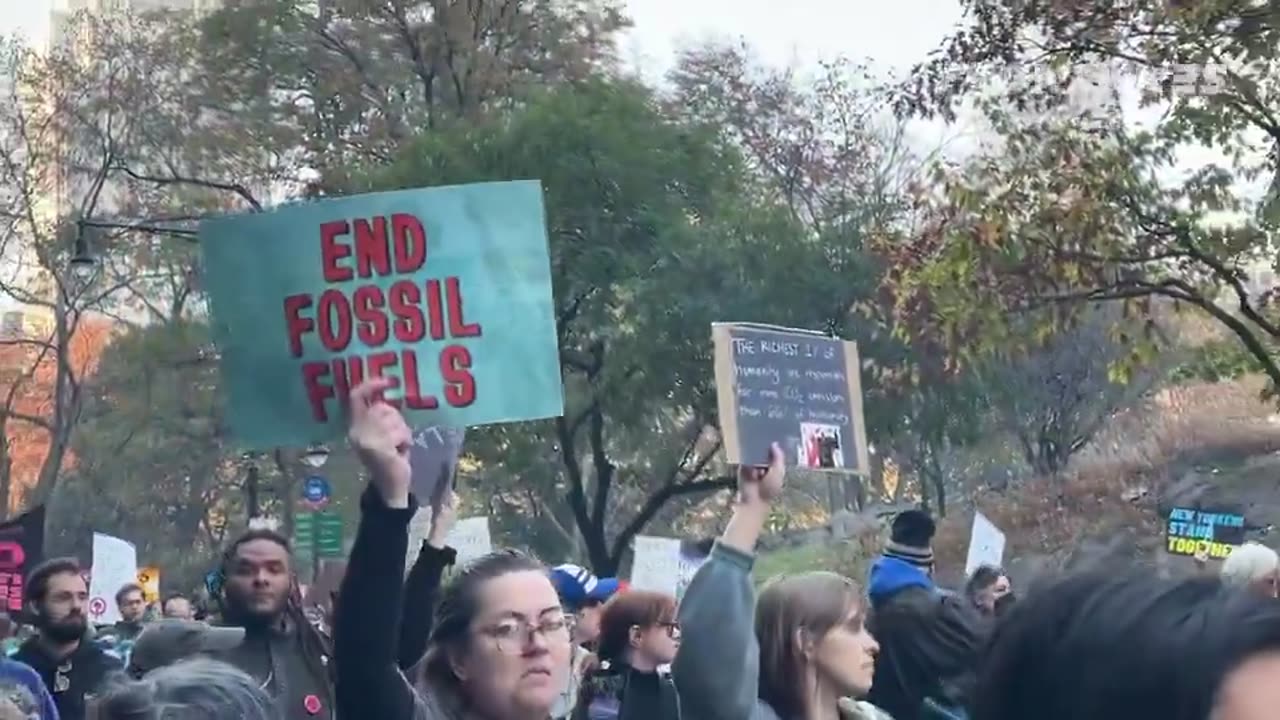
[965,512,1007,577]
[630,536,681,596]
[88,532,138,625]
[629,535,709,602]
[405,508,493,571]
[445,517,493,566]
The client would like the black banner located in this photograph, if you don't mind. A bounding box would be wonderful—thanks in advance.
[0,506,45,615]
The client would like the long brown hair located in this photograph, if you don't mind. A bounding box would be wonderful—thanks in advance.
[754,572,863,719]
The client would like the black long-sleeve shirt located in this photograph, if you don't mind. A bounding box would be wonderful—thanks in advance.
[335,488,431,719]
[399,541,455,671]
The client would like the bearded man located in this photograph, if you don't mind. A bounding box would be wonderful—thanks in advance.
[206,529,335,720]
[13,557,122,720]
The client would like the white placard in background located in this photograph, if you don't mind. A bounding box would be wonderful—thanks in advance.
[405,506,434,573]
[676,546,709,602]
[630,535,681,596]
[89,532,138,625]
[964,512,1007,578]
[445,517,493,567]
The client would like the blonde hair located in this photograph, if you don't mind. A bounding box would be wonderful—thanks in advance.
[1221,542,1279,585]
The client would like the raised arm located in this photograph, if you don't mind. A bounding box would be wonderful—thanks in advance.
[334,378,420,719]
[672,444,784,720]
[398,493,458,671]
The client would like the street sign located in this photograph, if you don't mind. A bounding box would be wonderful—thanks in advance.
[316,513,344,558]
[292,511,344,559]
[301,476,331,510]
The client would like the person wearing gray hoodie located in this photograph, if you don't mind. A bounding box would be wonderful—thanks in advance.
[671,443,893,720]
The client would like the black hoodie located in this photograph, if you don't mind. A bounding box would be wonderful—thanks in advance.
[13,634,122,720]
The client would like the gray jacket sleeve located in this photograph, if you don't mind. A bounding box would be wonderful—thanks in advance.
[671,541,774,720]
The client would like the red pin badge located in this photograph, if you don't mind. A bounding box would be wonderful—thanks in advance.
[303,695,322,715]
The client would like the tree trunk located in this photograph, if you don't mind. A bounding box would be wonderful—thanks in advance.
[245,464,260,519]
[582,525,613,576]
[32,295,79,507]
[273,449,296,537]
[0,436,11,520]
[920,443,947,517]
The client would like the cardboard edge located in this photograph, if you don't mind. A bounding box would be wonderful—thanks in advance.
[711,324,742,466]
[842,340,871,477]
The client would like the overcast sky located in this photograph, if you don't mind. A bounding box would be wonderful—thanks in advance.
[3,0,966,89]
[0,0,1258,193]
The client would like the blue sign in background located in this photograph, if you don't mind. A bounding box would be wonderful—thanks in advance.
[302,476,331,504]
[1165,506,1248,559]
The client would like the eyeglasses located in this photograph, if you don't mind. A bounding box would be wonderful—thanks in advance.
[660,622,681,640]
[477,614,575,654]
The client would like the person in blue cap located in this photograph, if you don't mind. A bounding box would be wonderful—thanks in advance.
[547,564,622,719]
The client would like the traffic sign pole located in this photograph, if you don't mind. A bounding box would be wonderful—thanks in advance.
[300,476,332,583]
[311,508,320,583]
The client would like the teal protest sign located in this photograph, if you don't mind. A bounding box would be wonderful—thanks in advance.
[200,181,564,447]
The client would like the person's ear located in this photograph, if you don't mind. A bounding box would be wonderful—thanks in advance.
[793,627,816,660]
[628,624,643,649]
[447,645,470,682]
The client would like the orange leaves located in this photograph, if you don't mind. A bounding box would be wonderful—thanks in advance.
[0,316,114,503]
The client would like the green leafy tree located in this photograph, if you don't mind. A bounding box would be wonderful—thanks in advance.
[0,10,257,508]
[883,0,1280,401]
[668,43,993,515]
[348,78,892,572]
[196,0,629,189]
[976,305,1172,477]
[48,320,232,592]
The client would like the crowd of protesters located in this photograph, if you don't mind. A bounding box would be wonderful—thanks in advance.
[0,377,1275,719]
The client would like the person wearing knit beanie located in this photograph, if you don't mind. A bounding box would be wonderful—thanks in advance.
[884,510,937,571]
[866,508,985,720]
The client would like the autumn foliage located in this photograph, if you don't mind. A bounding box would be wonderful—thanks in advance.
[0,315,114,511]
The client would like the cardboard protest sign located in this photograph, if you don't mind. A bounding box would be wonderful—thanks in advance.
[629,536,680,596]
[630,536,711,603]
[712,323,869,473]
[1166,506,1247,559]
[200,181,564,447]
[0,506,44,616]
[964,512,1006,577]
[410,426,466,509]
[89,532,138,625]
[445,517,493,567]
[136,567,161,604]
[405,507,434,574]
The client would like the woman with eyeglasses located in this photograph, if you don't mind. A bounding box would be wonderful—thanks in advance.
[573,590,682,720]
[334,378,573,720]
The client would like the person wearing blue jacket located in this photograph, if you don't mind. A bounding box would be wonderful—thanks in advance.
[0,655,60,719]
[865,511,985,720]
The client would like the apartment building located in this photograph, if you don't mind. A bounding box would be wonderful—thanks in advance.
[1,0,221,320]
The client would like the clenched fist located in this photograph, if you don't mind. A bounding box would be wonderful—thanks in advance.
[348,377,412,508]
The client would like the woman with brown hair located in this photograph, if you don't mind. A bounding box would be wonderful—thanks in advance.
[671,444,891,720]
[573,590,681,720]
[334,378,575,720]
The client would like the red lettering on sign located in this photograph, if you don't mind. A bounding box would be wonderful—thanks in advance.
[320,220,353,282]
